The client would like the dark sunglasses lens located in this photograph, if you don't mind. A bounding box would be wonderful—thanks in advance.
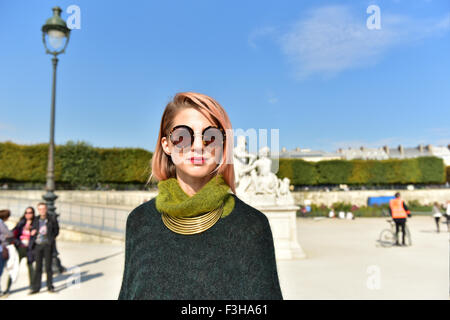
[203,127,224,147]
[170,127,192,148]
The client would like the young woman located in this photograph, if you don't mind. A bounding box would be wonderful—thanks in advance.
[119,92,283,300]
[3,207,36,295]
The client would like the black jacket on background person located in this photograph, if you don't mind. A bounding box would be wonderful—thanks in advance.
[30,215,59,249]
[12,217,36,263]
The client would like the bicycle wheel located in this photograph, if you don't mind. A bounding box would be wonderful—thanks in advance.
[379,229,396,247]
[405,226,412,246]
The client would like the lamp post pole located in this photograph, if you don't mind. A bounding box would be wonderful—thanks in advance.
[43,56,59,217]
[41,7,70,217]
[39,6,70,275]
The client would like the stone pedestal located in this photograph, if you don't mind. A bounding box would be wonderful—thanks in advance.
[254,204,306,260]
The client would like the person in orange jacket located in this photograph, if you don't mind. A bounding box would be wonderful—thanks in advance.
[389,192,411,246]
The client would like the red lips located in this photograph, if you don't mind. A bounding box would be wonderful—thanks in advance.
[190,157,205,164]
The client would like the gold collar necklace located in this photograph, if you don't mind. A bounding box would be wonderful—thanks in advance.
[161,202,225,235]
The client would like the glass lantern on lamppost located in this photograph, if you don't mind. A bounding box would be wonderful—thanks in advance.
[41,6,70,217]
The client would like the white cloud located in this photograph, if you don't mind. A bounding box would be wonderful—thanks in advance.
[272,5,450,79]
[434,12,450,30]
[248,26,277,48]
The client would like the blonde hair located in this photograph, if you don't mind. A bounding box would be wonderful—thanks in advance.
[149,92,235,193]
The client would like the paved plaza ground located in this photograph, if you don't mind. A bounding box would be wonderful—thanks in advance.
[1,216,448,300]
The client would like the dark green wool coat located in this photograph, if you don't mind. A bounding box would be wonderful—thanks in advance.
[118,193,283,300]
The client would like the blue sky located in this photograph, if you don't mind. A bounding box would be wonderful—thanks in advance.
[0,0,449,153]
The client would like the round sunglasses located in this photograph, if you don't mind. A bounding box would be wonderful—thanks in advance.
[168,125,226,149]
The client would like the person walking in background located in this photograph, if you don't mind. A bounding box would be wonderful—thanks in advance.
[29,203,59,294]
[432,202,443,233]
[0,209,14,296]
[389,192,411,246]
[2,207,36,295]
[445,200,450,233]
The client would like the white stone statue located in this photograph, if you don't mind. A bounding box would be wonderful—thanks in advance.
[233,136,257,192]
[233,138,295,206]
[232,136,305,259]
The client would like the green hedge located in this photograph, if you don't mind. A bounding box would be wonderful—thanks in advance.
[0,141,152,187]
[276,157,446,186]
[57,141,101,187]
[0,142,52,182]
[98,147,152,183]
[278,159,318,185]
[316,160,353,185]
[0,141,446,188]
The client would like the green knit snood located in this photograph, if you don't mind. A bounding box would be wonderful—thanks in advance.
[155,174,235,219]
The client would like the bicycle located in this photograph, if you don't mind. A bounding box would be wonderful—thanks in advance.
[378,210,412,247]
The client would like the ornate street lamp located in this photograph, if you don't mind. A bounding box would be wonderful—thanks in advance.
[42,7,70,217]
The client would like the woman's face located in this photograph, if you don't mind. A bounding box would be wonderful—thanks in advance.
[161,108,224,179]
[25,208,34,220]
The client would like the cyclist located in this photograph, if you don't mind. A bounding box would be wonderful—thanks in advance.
[389,192,411,246]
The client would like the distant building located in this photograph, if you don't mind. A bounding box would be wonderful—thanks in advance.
[279,146,341,162]
[384,144,434,159]
[279,144,450,165]
[337,146,388,160]
[429,145,450,166]
[336,144,450,166]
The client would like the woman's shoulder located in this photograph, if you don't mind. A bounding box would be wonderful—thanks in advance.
[229,194,272,234]
[126,197,159,227]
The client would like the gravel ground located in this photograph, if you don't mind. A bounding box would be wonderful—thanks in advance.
[278,216,449,300]
[2,216,448,300]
